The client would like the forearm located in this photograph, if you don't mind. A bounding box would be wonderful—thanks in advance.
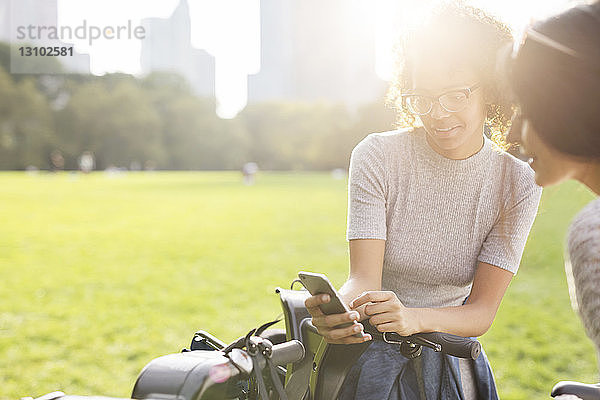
[350,263,512,338]
[341,238,385,308]
[414,262,514,337]
[338,276,380,307]
[416,302,497,337]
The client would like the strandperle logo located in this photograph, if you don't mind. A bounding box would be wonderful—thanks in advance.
[16,20,146,46]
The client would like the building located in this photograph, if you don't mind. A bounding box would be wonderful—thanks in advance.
[0,0,90,74]
[140,0,215,98]
[248,0,387,108]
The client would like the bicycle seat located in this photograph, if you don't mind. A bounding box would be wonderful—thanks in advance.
[551,381,600,399]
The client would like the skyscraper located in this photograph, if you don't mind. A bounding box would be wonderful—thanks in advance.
[248,0,386,108]
[141,0,215,98]
[0,0,90,74]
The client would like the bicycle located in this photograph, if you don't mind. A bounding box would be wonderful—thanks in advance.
[23,279,600,400]
[124,280,481,400]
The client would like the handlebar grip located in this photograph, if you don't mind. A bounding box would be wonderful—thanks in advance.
[551,380,600,398]
[418,332,481,360]
[270,340,305,366]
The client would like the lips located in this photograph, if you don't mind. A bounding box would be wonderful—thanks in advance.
[433,125,461,135]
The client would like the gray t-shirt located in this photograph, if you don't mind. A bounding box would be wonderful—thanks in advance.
[346,128,542,308]
[566,198,600,371]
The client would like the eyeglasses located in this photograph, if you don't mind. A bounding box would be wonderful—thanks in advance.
[401,83,481,115]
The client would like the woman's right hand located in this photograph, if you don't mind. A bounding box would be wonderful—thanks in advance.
[304,294,372,344]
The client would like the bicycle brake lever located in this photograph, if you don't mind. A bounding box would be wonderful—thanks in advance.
[382,332,442,352]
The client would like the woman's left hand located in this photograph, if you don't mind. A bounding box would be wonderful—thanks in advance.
[350,291,421,336]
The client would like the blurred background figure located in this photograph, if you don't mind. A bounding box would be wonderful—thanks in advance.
[50,149,65,172]
[78,151,95,173]
[130,161,142,171]
[25,165,39,175]
[242,162,258,185]
[144,160,157,171]
[331,168,345,180]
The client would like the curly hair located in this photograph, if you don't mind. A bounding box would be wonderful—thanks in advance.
[386,1,514,148]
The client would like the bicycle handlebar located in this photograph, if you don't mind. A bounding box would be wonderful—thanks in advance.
[551,380,600,399]
[270,339,305,366]
[302,318,480,360]
[398,332,481,360]
[362,321,481,360]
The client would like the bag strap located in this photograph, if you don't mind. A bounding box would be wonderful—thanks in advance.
[413,355,427,400]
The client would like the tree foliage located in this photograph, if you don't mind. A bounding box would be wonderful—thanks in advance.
[0,68,54,169]
[0,43,396,171]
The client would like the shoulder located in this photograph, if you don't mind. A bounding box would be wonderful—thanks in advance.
[572,197,600,224]
[568,198,600,260]
[351,128,414,160]
[488,144,542,205]
[567,198,600,322]
[489,144,535,183]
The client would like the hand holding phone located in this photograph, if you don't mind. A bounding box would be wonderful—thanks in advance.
[298,271,366,339]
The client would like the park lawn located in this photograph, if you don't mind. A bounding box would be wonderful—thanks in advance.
[0,171,597,399]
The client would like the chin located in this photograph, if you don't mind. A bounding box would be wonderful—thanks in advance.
[425,128,465,149]
[533,170,568,188]
[529,157,573,187]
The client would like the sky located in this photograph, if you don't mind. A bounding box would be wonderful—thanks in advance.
[54,0,575,118]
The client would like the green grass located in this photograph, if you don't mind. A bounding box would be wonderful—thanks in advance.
[0,171,597,399]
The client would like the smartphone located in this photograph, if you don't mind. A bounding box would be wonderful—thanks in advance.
[297,271,363,337]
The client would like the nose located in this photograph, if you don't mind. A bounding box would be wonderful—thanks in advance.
[429,100,451,119]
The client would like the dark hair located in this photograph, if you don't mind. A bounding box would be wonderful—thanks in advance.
[387,2,514,143]
[511,1,600,159]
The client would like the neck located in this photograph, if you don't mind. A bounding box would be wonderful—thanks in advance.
[425,130,485,160]
[578,162,600,196]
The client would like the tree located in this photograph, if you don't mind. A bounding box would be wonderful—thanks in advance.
[56,77,163,169]
[237,101,351,170]
[142,72,248,170]
[0,67,54,169]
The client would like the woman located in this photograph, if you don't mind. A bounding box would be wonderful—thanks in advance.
[304,3,542,399]
[506,0,600,381]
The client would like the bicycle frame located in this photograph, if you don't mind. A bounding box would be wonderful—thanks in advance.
[129,287,368,400]
[276,287,370,400]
